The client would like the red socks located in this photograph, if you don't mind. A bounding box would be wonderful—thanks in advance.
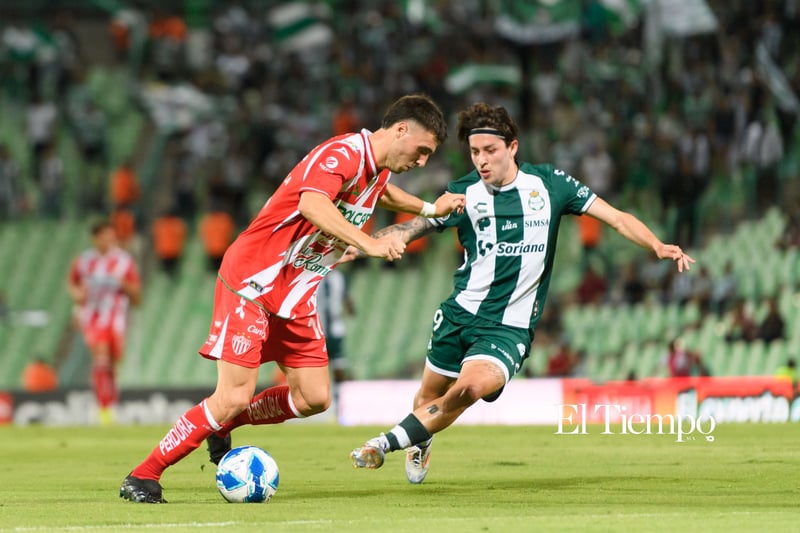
[130,387,301,481]
[91,363,117,408]
[131,400,219,481]
[219,385,300,434]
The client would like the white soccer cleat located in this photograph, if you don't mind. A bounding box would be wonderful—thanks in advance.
[405,443,431,484]
[351,436,387,469]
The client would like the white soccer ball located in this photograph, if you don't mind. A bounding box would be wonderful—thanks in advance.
[216,445,280,503]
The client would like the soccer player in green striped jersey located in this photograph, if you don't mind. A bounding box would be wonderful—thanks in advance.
[350,102,694,483]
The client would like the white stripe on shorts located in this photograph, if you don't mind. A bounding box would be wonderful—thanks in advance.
[209,315,230,360]
[424,358,460,378]
[462,354,510,384]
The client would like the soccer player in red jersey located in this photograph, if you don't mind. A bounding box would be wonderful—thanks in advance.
[120,94,465,503]
[67,220,141,424]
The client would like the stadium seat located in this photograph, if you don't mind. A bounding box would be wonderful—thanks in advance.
[707,341,729,377]
[777,249,799,287]
[764,341,787,376]
[725,342,749,377]
[633,343,663,378]
[744,341,766,376]
[601,319,627,355]
[620,342,639,377]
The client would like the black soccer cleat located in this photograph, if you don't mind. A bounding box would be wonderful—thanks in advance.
[119,474,166,503]
[207,433,232,465]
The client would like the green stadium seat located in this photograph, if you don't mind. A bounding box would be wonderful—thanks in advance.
[778,249,799,287]
[744,341,766,376]
[632,343,663,379]
[620,342,639,377]
[764,341,787,376]
[600,319,627,355]
[726,342,749,376]
[596,354,623,381]
[707,341,729,377]
[584,349,603,378]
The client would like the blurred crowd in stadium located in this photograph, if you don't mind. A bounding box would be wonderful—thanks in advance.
[2,0,799,382]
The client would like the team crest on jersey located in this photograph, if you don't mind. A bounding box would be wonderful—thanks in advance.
[528,191,545,211]
[319,156,339,173]
[231,332,252,356]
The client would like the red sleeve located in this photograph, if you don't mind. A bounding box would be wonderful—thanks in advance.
[297,142,361,200]
[68,258,81,285]
[124,256,141,284]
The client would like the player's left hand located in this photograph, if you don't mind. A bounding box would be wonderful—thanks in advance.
[433,191,466,217]
[657,244,695,273]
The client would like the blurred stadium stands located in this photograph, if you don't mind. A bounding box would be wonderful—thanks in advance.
[1,1,799,390]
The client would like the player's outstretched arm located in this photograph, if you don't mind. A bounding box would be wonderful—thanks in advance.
[586,197,695,272]
[373,216,438,244]
[378,183,465,217]
[339,216,437,263]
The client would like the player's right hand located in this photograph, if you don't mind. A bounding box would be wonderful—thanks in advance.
[363,235,406,261]
[433,191,466,216]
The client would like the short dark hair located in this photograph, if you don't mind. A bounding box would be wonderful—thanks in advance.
[90,220,113,236]
[381,94,448,145]
[456,103,519,146]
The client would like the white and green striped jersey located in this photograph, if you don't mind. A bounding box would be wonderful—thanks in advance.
[431,162,596,331]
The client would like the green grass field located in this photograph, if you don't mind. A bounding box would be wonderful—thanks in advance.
[0,423,797,532]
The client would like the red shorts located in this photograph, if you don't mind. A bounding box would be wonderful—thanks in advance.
[198,278,328,369]
[81,325,125,360]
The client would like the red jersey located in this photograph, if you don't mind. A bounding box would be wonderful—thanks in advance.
[69,246,140,334]
[220,129,391,319]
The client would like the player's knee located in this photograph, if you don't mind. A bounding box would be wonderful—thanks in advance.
[292,389,331,416]
[212,389,254,420]
[446,382,484,408]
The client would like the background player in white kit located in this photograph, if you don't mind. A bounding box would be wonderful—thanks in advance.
[350,102,695,483]
[120,94,465,503]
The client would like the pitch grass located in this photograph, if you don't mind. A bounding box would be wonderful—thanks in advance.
[0,423,797,533]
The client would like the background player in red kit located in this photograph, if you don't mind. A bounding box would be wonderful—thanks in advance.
[67,220,141,424]
[120,94,465,503]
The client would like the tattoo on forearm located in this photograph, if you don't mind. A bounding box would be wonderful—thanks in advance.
[427,404,440,414]
[371,217,436,244]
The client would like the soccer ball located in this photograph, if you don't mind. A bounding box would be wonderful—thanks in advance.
[216,445,280,503]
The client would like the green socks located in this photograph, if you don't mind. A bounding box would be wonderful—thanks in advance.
[385,413,433,451]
